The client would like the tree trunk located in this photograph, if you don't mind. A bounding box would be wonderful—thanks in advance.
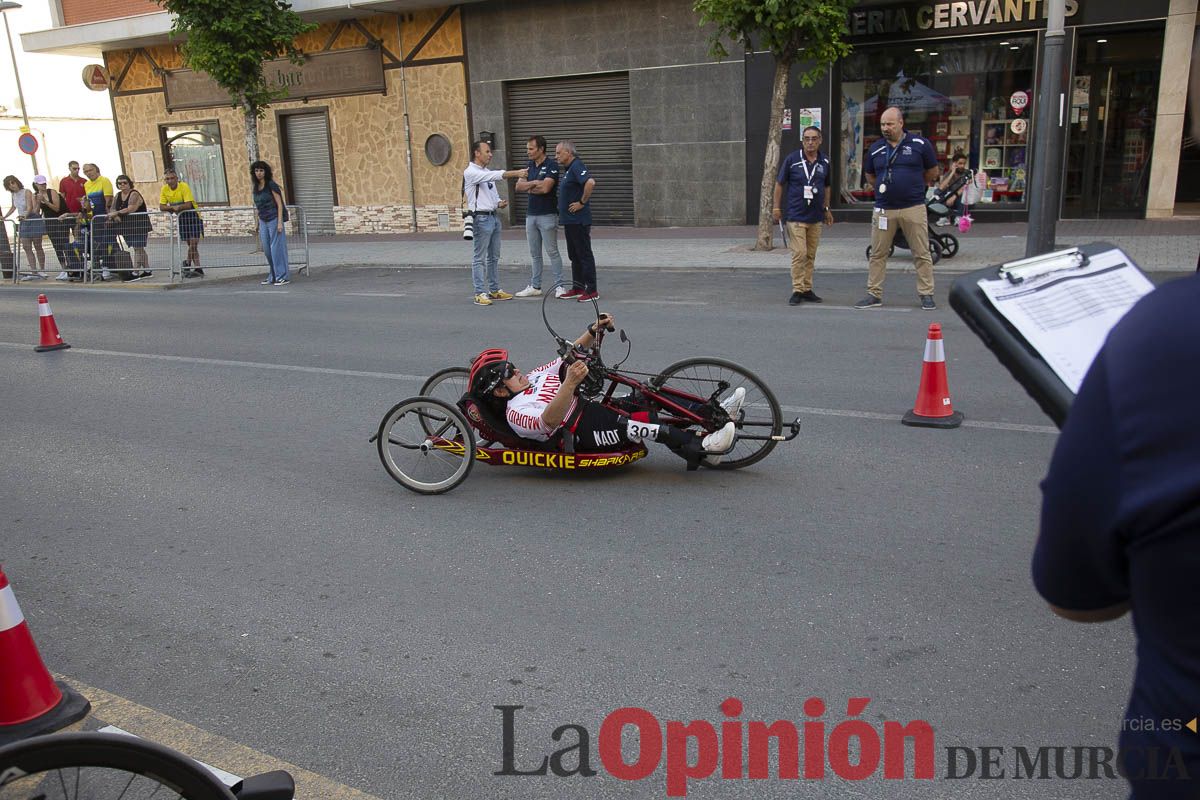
[753,59,791,251]
[243,100,259,164]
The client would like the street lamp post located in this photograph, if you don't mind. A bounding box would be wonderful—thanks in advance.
[0,1,38,174]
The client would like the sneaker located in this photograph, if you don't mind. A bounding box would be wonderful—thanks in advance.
[489,289,513,300]
[514,285,543,298]
[559,288,583,299]
[920,294,937,311]
[701,422,737,465]
[184,270,200,279]
[127,273,146,282]
[193,268,205,277]
[101,270,113,281]
[720,387,746,419]
[788,291,804,306]
[19,274,40,281]
[474,293,493,306]
[55,271,69,281]
[935,217,951,227]
[261,278,275,285]
[799,290,823,303]
[274,278,290,286]
[576,291,599,303]
[853,295,882,310]
[554,286,570,298]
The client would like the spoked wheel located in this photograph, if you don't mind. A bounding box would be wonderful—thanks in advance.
[377,397,475,494]
[0,732,236,799]
[941,233,959,258]
[929,241,942,264]
[418,367,469,434]
[652,357,783,470]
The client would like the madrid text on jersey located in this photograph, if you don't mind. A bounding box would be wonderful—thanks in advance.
[849,0,1081,36]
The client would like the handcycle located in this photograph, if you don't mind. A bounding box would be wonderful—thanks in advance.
[0,731,295,799]
[371,292,801,494]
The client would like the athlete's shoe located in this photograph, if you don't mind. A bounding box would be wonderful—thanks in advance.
[489,289,514,300]
[720,387,746,419]
[514,285,543,298]
[554,286,570,298]
[474,293,493,306]
[700,422,737,466]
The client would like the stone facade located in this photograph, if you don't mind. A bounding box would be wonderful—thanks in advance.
[104,11,469,234]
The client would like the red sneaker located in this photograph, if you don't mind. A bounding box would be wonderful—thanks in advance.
[559,288,583,299]
[576,291,599,302]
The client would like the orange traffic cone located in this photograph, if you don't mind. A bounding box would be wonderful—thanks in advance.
[902,323,963,429]
[35,294,70,352]
[0,566,91,744]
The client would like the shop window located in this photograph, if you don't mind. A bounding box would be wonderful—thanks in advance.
[838,36,1036,207]
[160,122,229,205]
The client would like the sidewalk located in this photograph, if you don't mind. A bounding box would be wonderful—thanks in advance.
[5,218,1197,289]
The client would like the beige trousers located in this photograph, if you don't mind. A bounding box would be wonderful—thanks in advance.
[786,221,823,292]
[867,203,934,298]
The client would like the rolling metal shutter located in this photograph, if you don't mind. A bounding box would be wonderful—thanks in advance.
[282,113,336,235]
[505,73,633,226]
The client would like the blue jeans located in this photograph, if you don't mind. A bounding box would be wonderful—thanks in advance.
[525,213,562,290]
[258,218,289,281]
[471,212,501,294]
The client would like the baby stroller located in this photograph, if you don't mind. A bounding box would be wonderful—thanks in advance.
[866,171,971,265]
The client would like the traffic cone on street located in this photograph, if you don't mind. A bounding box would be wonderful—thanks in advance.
[0,566,91,745]
[902,323,964,429]
[34,294,70,352]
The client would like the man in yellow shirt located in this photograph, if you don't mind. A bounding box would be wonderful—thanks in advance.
[82,163,115,280]
[160,168,204,278]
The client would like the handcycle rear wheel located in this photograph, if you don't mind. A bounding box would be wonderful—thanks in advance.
[652,357,783,470]
[0,731,236,799]
[418,367,469,435]
[377,397,475,494]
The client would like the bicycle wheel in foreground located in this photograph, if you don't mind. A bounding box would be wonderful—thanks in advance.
[0,732,236,800]
[377,397,476,494]
[653,357,784,470]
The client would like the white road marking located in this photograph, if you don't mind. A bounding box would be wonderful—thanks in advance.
[617,299,708,306]
[0,342,1058,433]
[98,725,242,787]
[343,292,407,297]
[230,290,291,294]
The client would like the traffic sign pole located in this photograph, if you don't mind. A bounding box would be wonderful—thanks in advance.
[2,11,37,174]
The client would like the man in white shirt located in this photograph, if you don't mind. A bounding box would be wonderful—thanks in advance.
[469,314,743,466]
[464,141,527,306]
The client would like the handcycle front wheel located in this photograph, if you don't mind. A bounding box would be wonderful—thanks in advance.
[652,357,783,470]
[377,397,476,494]
[418,367,470,435]
[0,731,236,799]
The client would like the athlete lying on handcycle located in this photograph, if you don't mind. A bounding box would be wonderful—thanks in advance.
[468,313,745,466]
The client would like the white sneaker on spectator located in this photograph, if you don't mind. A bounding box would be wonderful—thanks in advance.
[19,274,40,281]
[700,421,736,465]
[55,271,69,281]
[514,285,543,298]
[101,270,113,281]
[935,217,950,227]
[554,285,569,298]
[720,387,746,419]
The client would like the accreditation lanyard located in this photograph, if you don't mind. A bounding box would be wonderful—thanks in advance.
[882,138,905,186]
[799,156,821,203]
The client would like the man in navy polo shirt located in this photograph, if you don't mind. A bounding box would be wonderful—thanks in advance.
[1034,273,1200,798]
[514,135,566,298]
[555,140,598,302]
[854,106,940,310]
[773,126,835,306]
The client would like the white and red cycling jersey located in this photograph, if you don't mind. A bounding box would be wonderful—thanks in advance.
[506,357,578,441]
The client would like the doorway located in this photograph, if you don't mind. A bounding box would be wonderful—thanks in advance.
[1062,28,1163,218]
[279,111,337,235]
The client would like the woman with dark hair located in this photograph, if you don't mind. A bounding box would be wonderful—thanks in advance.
[250,160,289,286]
[108,174,152,280]
[3,175,48,280]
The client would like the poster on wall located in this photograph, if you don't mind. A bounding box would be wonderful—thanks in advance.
[782,108,793,131]
[841,83,866,201]
[796,108,822,130]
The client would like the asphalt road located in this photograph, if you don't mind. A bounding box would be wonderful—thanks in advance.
[0,265,1162,798]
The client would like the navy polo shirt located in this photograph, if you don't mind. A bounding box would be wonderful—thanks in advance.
[525,156,559,216]
[776,150,830,223]
[558,158,592,225]
[865,133,937,210]
[1034,274,1200,798]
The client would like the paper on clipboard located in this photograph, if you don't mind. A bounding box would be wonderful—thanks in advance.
[977,247,1154,393]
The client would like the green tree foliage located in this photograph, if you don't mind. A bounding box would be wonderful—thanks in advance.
[694,0,856,249]
[160,0,316,163]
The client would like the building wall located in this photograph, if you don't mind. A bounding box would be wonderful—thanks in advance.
[464,0,746,227]
[61,0,161,27]
[103,10,469,234]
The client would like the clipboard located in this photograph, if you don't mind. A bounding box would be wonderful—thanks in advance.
[949,241,1154,429]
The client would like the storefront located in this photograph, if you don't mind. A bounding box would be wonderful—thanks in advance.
[747,0,1188,221]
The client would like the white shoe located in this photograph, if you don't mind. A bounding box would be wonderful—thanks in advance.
[101,270,113,281]
[720,387,746,419]
[554,285,569,298]
[935,217,950,227]
[514,285,543,298]
[19,274,40,281]
[701,421,736,465]
[55,271,69,281]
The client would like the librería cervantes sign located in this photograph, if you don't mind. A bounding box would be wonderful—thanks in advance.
[163,48,385,111]
[847,0,1169,39]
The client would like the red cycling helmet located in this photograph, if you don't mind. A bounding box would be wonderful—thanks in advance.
[469,348,513,396]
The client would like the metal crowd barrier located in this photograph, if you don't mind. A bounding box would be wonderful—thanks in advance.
[6,206,309,284]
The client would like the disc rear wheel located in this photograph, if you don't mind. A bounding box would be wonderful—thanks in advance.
[377,397,475,494]
[652,357,783,469]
